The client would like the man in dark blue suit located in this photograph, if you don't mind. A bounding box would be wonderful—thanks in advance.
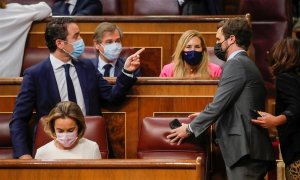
[91,22,141,77]
[9,17,142,159]
[52,0,102,16]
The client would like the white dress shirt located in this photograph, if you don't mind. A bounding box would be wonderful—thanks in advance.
[97,56,117,77]
[66,0,77,14]
[50,54,86,115]
[0,2,51,77]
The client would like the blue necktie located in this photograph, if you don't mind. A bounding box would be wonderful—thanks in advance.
[103,64,112,77]
[63,64,77,103]
[63,2,70,15]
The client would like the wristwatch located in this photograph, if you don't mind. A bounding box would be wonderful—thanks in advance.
[186,125,193,136]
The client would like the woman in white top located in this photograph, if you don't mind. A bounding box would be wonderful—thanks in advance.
[35,101,101,159]
[0,0,51,77]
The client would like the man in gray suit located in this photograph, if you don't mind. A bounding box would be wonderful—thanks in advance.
[167,17,275,179]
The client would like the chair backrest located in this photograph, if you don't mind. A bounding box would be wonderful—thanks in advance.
[133,0,180,15]
[137,117,208,160]
[33,116,109,159]
[239,0,292,83]
[0,115,13,159]
[101,0,122,15]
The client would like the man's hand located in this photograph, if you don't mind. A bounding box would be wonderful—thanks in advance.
[188,112,200,120]
[19,154,33,159]
[123,48,145,72]
[251,112,286,128]
[166,123,190,145]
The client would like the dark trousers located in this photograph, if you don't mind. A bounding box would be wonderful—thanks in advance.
[225,156,274,180]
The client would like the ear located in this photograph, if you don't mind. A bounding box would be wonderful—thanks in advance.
[229,35,236,43]
[50,132,56,139]
[56,39,66,49]
[93,40,101,50]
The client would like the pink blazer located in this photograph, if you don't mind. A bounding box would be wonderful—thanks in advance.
[159,63,222,78]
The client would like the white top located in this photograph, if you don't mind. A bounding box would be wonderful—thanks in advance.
[50,54,86,115]
[66,0,77,14]
[0,2,51,77]
[35,138,102,159]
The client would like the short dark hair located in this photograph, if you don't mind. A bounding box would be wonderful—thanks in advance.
[45,17,75,52]
[222,17,252,50]
[270,38,300,76]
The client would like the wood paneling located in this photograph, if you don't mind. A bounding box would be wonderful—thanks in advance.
[26,15,246,73]
[0,78,217,159]
[0,158,204,180]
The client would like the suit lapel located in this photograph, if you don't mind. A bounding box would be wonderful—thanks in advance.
[71,0,83,15]
[73,60,90,113]
[45,58,61,103]
[114,58,123,76]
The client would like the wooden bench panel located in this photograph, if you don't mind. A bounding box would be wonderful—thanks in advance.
[0,158,204,180]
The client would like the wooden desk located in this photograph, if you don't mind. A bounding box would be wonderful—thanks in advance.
[0,77,217,159]
[0,77,275,159]
[0,158,204,180]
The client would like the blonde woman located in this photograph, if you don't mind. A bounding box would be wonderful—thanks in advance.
[35,101,101,159]
[160,30,222,78]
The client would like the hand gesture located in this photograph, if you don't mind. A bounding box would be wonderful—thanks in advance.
[123,48,145,72]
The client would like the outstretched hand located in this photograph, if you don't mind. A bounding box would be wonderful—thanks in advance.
[124,48,145,72]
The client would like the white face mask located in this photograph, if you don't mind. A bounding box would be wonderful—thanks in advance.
[100,42,122,62]
[55,131,78,148]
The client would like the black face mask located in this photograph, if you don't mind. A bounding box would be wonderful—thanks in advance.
[214,40,226,61]
[182,50,203,66]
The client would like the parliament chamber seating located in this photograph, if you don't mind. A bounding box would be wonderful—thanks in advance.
[137,117,209,179]
[21,47,223,77]
[239,0,292,83]
[33,116,109,158]
[101,0,122,15]
[133,0,180,15]
[0,115,13,159]
[7,0,120,15]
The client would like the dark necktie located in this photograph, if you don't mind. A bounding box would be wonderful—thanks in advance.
[63,64,77,103]
[103,64,112,77]
[63,2,70,15]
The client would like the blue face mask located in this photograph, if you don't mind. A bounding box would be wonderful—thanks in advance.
[64,39,85,60]
[182,50,203,66]
[100,42,122,62]
[70,39,85,59]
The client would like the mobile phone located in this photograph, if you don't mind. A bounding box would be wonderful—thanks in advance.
[250,109,262,119]
[169,118,182,129]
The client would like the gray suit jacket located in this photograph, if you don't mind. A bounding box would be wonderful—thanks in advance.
[190,51,275,167]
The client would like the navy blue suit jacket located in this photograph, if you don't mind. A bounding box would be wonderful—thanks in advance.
[10,57,136,158]
[91,57,142,77]
[52,0,103,15]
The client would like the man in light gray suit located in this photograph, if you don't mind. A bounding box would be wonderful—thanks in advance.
[167,17,275,179]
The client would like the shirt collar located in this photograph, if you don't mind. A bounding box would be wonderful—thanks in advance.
[66,0,76,6]
[227,50,246,61]
[50,54,74,70]
[98,56,117,70]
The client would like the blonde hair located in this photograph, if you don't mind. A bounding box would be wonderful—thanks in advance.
[172,30,210,78]
[0,0,7,9]
[43,101,86,139]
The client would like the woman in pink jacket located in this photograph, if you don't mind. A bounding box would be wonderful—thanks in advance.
[160,30,222,78]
